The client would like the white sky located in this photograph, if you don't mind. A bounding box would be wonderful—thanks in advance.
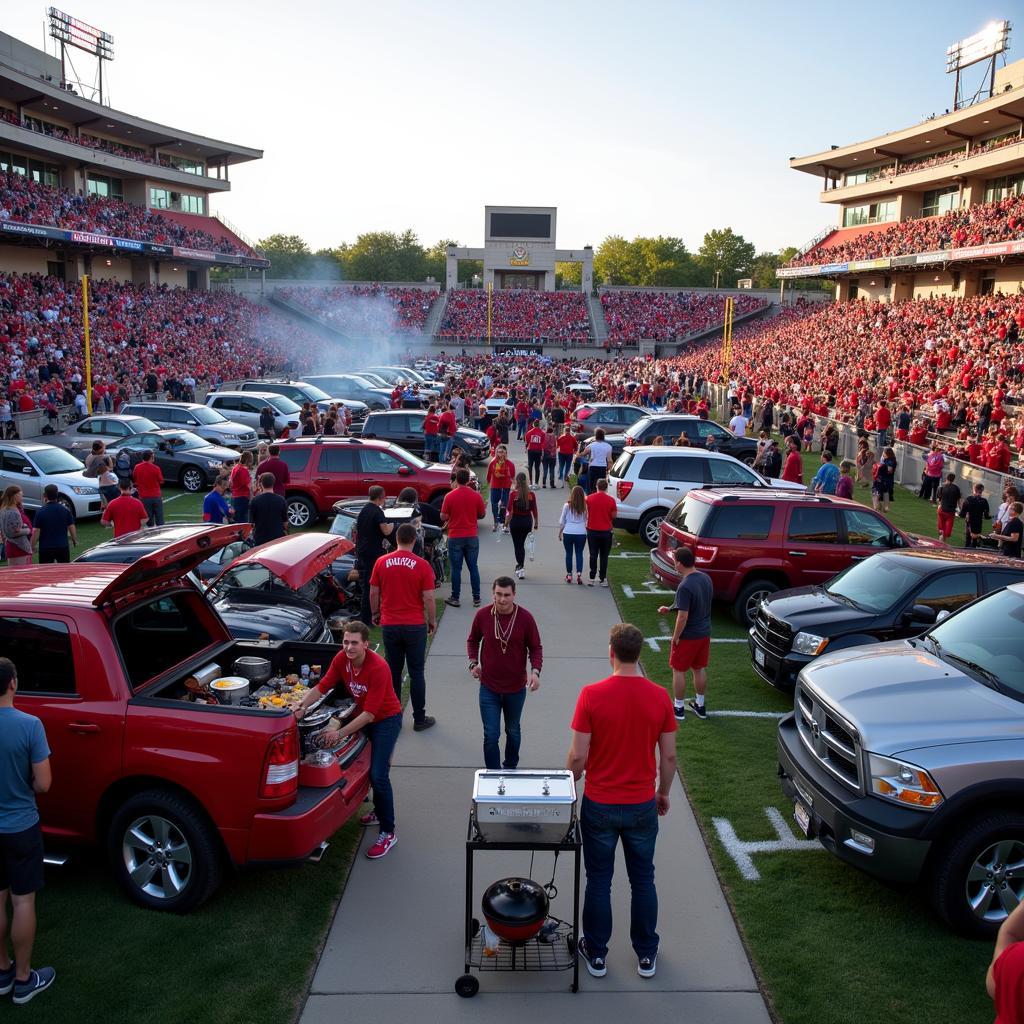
[4,1,1012,255]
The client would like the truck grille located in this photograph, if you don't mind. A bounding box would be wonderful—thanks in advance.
[753,606,792,657]
[795,683,862,792]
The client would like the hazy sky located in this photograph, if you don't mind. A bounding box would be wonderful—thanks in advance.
[5,1,1014,254]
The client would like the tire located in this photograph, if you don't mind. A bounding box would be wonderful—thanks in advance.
[455,974,479,998]
[639,508,668,548]
[179,465,205,493]
[929,811,1024,937]
[741,453,756,467]
[56,494,77,520]
[733,579,780,626]
[286,495,318,529]
[430,491,449,511]
[108,789,223,913]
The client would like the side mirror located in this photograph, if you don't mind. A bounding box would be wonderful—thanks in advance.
[21,466,34,476]
[890,533,904,548]
[397,466,413,476]
[186,419,197,426]
[906,604,938,626]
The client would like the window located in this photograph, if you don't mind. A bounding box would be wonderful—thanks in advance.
[639,457,668,481]
[106,421,131,437]
[382,415,410,433]
[212,396,240,412]
[88,174,123,200]
[150,187,171,209]
[240,398,269,414]
[843,508,893,546]
[663,457,706,483]
[787,508,839,544]
[0,618,76,694]
[161,155,205,176]
[985,173,1024,203]
[922,186,959,218]
[277,448,310,472]
[707,505,772,539]
[0,450,32,475]
[984,571,1024,594]
[913,572,978,615]
[843,201,897,227]
[707,459,758,485]
[75,420,94,434]
[696,421,730,441]
[179,194,205,215]
[28,159,60,187]
[666,495,713,536]
[842,164,892,187]
[359,450,404,476]
[318,448,358,473]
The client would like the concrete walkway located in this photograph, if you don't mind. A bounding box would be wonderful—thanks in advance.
[301,435,771,1022]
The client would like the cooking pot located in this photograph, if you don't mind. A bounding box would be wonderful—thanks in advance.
[232,656,272,684]
[210,676,250,705]
[481,877,549,944]
[297,707,333,756]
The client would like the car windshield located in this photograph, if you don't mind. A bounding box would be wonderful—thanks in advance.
[300,383,332,402]
[190,407,227,425]
[401,451,429,469]
[925,587,1024,697]
[329,513,357,540]
[359,373,389,387]
[625,417,657,440]
[267,395,301,414]
[666,494,713,535]
[209,563,275,602]
[825,557,926,613]
[163,432,208,451]
[127,417,159,432]
[31,447,89,475]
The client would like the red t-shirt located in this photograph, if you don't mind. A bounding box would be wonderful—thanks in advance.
[486,458,515,489]
[571,674,676,804]
[370,550,435,625]
[524,427,545,451]
[132,460,164,499]
[230,464,251,499]
[585,491,617,531]
[256,457,290,496]
[875,406,892,430]
[441,485,486,538]
[782,450,804,484]
[102,494,148,537]
[556,434,578,455]
[316,648,401,720]
[994,940,1024,1024]
[438,411,456,436]
[423,414,440,437]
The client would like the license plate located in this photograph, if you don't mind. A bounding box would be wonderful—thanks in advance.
[754,647,766,668]
[793,800,811,836]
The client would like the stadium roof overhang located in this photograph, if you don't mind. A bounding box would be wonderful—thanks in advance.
[790,90,1024,176]
[0,60,262,166]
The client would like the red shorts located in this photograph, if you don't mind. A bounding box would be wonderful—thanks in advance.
[669,636,711,671]
[937,509,955,538]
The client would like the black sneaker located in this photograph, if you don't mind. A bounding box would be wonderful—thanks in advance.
[444,597,461,608]
[12,967,55,1005]
[413,716,436,732]
[673,701,686,721]
[0,963,14,997]
[577,936,607,978]
[688,698,708,720]
[472,597,481,607]
[638,954,657,978]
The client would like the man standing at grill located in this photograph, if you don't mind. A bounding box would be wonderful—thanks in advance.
[467,576,542,770]
[370,522,437,732]
[566,624,676,980]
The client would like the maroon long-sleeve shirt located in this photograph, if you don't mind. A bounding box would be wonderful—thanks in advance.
[467,605,543,694]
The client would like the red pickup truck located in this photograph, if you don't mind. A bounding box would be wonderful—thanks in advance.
[2,525,370,912]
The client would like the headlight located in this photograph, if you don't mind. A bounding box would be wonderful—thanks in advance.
[868,753,943,809]
[792,632,829,656]
[70,485,98,495]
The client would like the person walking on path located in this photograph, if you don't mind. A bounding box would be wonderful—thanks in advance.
[0,488,33,567]
[585,477,617,587]
[257,444,290,497]
[100,479,148,538]
[229,451,253,525]
[507,473,539,581]
[370,522,437,732]
[566,623,676,980]
[485,445,515,532]
[658,546,714,721]
[295,622,403,860]
[441,467,486,609]
[30,486,76,564]
[936,473,962,543]
[587,429,613,492]
[960,483,991,548]
[468,576,542,770]
[132,449,164,527]
[559,484,588,585]
[524,421,545,486]
[556,425,578,487]
[249,472,287,545]
[541,422,558,489]
[872,446,897,513]
[355,486,395,626]
[0,657,55,1004]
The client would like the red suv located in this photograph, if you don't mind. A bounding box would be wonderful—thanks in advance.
[274,437,465,528]
[650,488,943,625]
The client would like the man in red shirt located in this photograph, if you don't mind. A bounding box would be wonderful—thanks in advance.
[566,623,677,980]
[295,620,403,860]
[585,477,618,586]
[781,437,804,485]
[524,421,545,485]
[440,468,486,608]
[132,449,165,526]
[256,444,290,497]
[100,480,148,537]
[467,576,542,770]
[422,405,440,463]
[370,523,437,732]
[437,403,457,463]
[874,401,892,453]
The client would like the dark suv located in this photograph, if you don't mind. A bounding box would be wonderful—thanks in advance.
[584,414,759,463]
[749,548,1024,690]
[357,410,489,462]
[272,437,467,528]
[650,488,943,626]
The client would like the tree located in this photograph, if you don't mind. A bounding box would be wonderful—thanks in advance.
[258,234,314,279]
[593,236,639,285]
[340,230,427,282]
[696,228,757,288]
[750,251,783,289]
[555,261,582,288]
[632,236,700,287]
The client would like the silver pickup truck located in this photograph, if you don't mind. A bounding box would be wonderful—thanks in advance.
[778,580,1024,936]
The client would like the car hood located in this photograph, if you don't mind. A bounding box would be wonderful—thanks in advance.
[906,533,947,549]
[457,427,488,443]
[213,533,353,591]
[214,594,324,642]
[802,641,1024,755]
[765,477,806,492]
[762,586,877,633]
[207,423,252,437]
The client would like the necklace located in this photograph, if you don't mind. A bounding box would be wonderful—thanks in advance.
[492,605,518,655]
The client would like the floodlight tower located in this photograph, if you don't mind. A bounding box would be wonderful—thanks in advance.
[946,20,1011,111]
[47,7,115,105]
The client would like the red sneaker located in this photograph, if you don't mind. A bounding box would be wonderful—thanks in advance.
[366,831,398,859]
[359,811,379,827]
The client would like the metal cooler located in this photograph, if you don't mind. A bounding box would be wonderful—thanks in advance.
[471,770,577,845]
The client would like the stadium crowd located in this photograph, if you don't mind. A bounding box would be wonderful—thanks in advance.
[276,285,439,334]
[600,291,766,342]
[437,289,591,343]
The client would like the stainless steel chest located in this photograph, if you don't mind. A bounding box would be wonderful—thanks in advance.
[471,770,577,843]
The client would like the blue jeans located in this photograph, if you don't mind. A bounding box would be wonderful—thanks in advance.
[563,533,585,574]
[580,796,659,959]
[382,624,428,723]
[233,497,250,525]
[557,452,573,480]
[424,438,439,461]
[479,684,527,769]
[365,712,402,834]
[438,435,453,462]
[490,487,509,525]
[447,536,480,602]
[517,416,528,440]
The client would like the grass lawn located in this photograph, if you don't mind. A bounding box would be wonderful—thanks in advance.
[606,471,994,1024]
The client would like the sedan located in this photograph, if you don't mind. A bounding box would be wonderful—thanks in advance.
[55,414,160,454]
[106,430,239,492]
[572,402,648,438]
[0,441,102,518]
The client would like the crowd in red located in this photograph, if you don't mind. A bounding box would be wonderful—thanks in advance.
[276,285,439,334]
[0,170,252,256]
[600,291,766,342]
[789,191,1024,267]
[438,289,591,343]
[0,272,311,414]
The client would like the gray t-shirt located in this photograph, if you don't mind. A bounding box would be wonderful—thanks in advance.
[0,707,50,833]
[673,572,714,639]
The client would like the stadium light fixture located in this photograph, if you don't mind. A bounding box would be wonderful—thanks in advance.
[946,21,1010,72]
[48,8,115,104]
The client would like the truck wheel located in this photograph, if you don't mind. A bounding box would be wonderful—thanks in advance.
[286,495,317,529]
[733,579,779,626]
[929,811,1024,937]
[179,465,205,493]
[108,789,223,913]
[639,508,667,548]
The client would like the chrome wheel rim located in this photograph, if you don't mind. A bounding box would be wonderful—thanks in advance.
[182,468,203,492]
[122,815,193,900]
[745,589,772,623]
[967,839,1024,923]
[643,516,663,546]
[287,501,311,528]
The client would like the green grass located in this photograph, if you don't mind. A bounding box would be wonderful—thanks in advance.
[607,480,994,1024]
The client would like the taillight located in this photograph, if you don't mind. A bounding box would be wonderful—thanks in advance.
[261,729,299,798]
[577,408,594,420]
[616,480,633,500]
[695,544,718,565]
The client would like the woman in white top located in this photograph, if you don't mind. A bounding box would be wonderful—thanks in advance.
[995,485,1021,533]
[587,428,614,492]
[558,485,588,585]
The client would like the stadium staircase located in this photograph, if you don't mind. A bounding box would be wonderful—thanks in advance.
[587,293,609,346]
[423,289,449,340]
[156,210,262,258]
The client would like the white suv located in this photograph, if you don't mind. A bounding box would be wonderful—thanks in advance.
[608,446,804,546]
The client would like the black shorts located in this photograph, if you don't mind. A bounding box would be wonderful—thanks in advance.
[0,824,45,895]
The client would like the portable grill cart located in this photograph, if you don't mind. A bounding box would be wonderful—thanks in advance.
[455,770,581,998]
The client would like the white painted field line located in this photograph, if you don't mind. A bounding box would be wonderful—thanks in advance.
[712,806,822,881]
[708,710,786,719]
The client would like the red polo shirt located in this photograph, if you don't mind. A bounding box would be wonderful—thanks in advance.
[441,485,486,538]
[585,491,617,531]
[132,460,164,499]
